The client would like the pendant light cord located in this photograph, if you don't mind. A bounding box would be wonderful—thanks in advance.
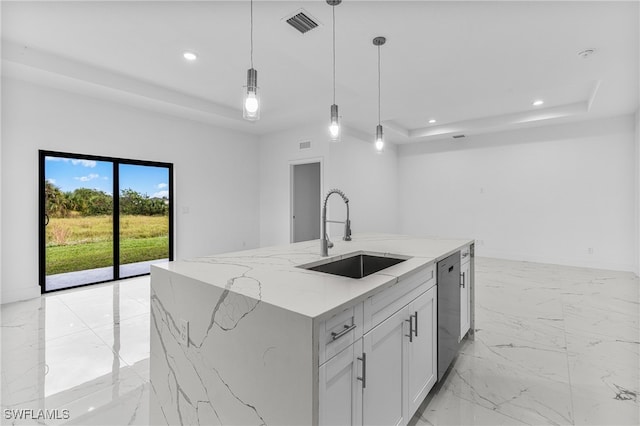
[332,5,336,104]
[250,0,254,69]
[377,45,381,125]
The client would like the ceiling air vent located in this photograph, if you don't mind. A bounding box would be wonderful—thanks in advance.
[285,10,319,34]
[452,134,466,139]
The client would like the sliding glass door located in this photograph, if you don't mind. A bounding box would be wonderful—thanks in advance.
[42,155,115,291]
[118,163,171,279]
[39,151,173,293]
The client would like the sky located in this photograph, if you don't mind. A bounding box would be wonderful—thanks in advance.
[45,156,170,199]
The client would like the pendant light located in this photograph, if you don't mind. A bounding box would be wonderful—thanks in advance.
[373,36,386,152]
[327,0,342,141]
[243,0,260,121]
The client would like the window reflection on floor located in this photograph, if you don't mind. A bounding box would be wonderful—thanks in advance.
[2,277,151,425]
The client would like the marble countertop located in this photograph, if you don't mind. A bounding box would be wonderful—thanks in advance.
[152,233,473,320]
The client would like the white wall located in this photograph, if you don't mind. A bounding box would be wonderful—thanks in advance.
[259,123,398,247]
[1,78,260,304]
[636,109,640,275]
[0,38,3,303]
[398,115,637,272]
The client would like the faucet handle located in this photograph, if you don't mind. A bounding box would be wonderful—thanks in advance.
[343,219,352,241]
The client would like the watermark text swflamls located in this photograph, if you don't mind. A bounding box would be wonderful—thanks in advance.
[3,409,70,421]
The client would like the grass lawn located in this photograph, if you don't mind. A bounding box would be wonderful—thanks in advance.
[46,215,169,275]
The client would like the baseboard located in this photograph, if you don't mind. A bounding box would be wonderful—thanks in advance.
[476,248,636,273]
[1,285,41,305]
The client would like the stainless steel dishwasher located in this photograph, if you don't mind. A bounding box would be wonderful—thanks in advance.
[437,251,461,381]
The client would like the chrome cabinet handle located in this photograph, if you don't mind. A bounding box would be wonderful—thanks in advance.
[405,318,413,343]
[413,311,418,338]
[331,324,356,341]
[460,272,466,288]
[357,352,367,389]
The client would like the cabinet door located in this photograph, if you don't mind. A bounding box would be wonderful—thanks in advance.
[362,308,408,426]
[460,261,471,339]
[319,341,363,426]
[407,286,437,418]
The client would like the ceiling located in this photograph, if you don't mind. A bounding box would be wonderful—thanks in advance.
[2,1,639,144]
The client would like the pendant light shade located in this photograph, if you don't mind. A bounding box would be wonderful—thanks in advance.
[243,0,260,121]
[243,68,260,120]
[375,124,384,151]
[373,36,386,152]
[328,0,342,141]
[329,104,340,140]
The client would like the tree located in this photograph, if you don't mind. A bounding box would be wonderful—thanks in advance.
[119,188,168,216]
[45,181,68,218]
[66,188,113,216]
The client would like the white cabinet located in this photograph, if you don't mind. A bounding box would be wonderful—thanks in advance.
[362,308,408,426]
[362,285,438,425]
[407,286,437,417]
[318,266,438,426]
[319,303,364,365]
[460,247,471,339]
[319,339,363,426]
[363,265,435,333]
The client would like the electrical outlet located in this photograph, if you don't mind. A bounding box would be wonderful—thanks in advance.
[179,319,189,346]
[588,247,594,255]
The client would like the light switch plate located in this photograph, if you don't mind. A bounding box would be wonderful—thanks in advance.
[179,319,189,346]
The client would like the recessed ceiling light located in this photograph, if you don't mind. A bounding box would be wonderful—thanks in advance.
[532,100,544,106]
[183,51,198,61]
[428,119,436,124]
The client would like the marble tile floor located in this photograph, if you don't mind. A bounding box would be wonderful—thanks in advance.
[409,258,639,426]
[1,258,638,425]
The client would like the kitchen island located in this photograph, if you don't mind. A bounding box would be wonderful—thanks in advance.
[149,233,474,425]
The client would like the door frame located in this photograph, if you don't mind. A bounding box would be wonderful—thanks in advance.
[39,150,174,294]
[289,157,324,243]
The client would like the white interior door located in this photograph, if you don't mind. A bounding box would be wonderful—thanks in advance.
[291,162,321,243]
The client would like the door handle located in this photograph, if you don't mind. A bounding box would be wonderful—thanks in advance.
[357,352,366,389]
[460,272,465,288]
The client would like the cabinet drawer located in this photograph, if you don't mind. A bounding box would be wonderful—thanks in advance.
[461,246,471,264]
[363,264,435,333]
[319,303,363,365]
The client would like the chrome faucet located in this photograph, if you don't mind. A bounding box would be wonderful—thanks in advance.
[321,189,351,256]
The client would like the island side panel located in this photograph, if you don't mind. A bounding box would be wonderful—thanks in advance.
[150,266,314,425]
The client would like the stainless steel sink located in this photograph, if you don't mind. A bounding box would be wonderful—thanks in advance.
[301,253,407,279]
